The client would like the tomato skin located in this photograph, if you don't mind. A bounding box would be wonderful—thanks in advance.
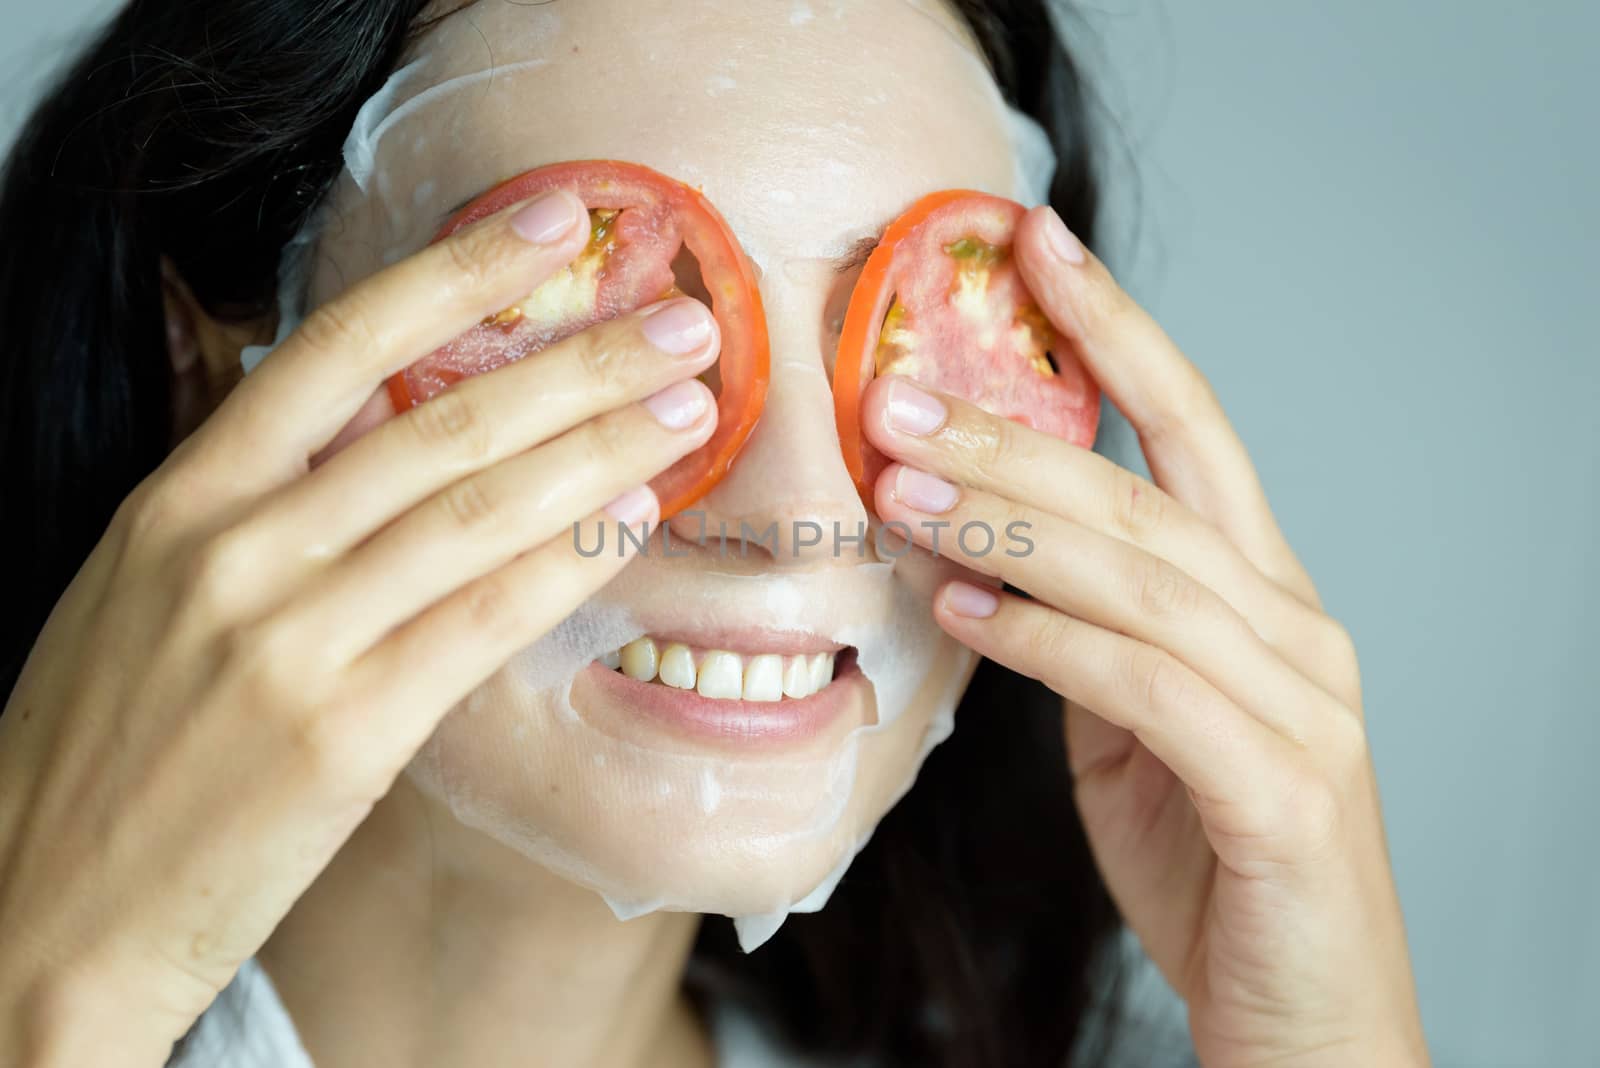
[387,160,769,520]
[833,190,974,506]
[833,190,1100,507]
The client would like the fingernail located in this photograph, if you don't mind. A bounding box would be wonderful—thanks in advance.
[643,379,711,429]
[1042,207,1085,265]
[604,485,657,526]
[511,191,582,244]
[641,299,715,356]
[884,378,947,436]
[942,581,999,619]
[892,466,959,514]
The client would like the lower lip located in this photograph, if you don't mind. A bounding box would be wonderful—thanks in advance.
[578,649,866,751]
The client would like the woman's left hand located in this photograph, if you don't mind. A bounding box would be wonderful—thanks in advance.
[859,207,1429,1068]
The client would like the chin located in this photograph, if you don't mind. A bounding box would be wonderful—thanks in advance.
[402,629,978,918]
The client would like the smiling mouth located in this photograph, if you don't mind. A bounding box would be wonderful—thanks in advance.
[595,637,854,702]
[578,638,867,751]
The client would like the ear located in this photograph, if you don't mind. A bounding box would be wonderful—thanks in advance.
[159,256,274,444]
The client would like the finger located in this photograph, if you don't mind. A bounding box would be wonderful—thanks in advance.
[198,189,593,490]
[1061,692,1215,991]
[1061,694,1139,785]
[931,581,1292,816]
[1012,207,1320,605]
[343,505,657,761]
[861,376,1351,701]
[874,462,1350,744]
[290,383,715,660]
[259,296,719,561]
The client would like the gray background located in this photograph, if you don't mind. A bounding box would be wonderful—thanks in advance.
[4,3,1595,1066]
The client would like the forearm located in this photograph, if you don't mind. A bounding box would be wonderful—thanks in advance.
[0,962,192,1068]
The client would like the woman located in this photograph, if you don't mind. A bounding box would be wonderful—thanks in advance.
[0,0,1429,1065]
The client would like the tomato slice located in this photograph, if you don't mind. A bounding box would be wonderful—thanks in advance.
[832,190,1100,506]
[386,160,770,519]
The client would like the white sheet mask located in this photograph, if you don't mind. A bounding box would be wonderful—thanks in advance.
[406,543,979,949]
[239,0,1057,950]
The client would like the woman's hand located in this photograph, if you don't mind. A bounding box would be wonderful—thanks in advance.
[860,207,1429,1068]
[0,190,720,1066]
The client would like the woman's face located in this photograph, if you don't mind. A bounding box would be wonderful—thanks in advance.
[305,0,1023,921]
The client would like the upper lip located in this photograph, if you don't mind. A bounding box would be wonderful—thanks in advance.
[605,557,890,656]
[621,621,848,657]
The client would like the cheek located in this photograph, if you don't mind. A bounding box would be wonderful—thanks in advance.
[310,385,398,469]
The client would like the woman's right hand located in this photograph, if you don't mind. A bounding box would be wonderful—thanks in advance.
[0,189,719,1066]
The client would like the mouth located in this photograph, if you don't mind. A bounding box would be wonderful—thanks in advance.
[597,636,849,701]
[577,631,868,750]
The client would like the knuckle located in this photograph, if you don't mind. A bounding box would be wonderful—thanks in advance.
[993,497,1035,554]
[1131,557,1202,621]
[1315,616,1361,679]
[1319,702,1371,773]
[1109,469,1167,542]
[1168,364,1220,427]
[220,619,315,711]
[216,623,359,787]
[439,228,501,295]
[572,326,631,394]
[282,701,363,786]
[180,526,260,609]
[584,409,637,466]
[967,413,1015,475]
[1266,716,1367,853]
[297,300,383,359]
[1019,608,1070,667]
[116,477,184,550]
[1072,268,1136,338]
[1280,770,1343,851]
[116,450,224,551]
[1129,644,1199,717]
[438,475,502,534]
[461,573,525,635]
[408,388,494,462]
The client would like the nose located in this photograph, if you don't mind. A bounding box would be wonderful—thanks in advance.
[665,261,871,564]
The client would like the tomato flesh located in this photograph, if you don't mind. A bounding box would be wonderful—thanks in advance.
[387,160,769,519]
[833,191,1100,505]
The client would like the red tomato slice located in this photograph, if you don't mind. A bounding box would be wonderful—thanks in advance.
[386,160,770,519]
[832,190,1100,506]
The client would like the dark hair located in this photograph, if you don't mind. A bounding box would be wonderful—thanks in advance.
[0,1,1127,1065]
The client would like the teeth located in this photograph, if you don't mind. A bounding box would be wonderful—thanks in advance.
[781,655,811,699]
[743,654,784,702]
[696,651,743,700]
[808,651,833,691]
[658,643,696,690]
[603,639,838,702]
[619,637,658,681]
